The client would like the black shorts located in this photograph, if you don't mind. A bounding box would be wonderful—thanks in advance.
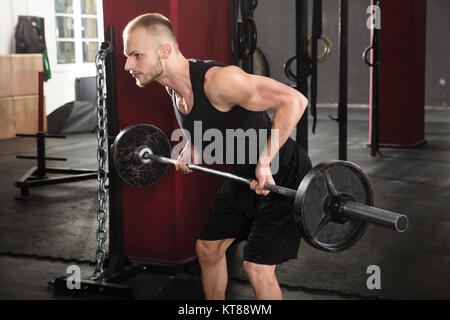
[200,143,312,265]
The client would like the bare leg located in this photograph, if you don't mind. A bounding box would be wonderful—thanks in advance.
[243,261,282,300]
[196,238,235,300]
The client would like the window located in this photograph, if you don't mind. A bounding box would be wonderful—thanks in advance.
[55,0,103,64]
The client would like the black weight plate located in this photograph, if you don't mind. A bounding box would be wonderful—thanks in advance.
[113,124,171,187]
[294,161,374,252]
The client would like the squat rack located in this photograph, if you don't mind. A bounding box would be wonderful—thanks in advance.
[50,27,198,299]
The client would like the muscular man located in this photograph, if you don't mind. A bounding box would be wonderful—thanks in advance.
[123,13,312,300]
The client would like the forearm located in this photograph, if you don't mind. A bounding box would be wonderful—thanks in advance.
[259,94,307,166]
[183,140,203,164]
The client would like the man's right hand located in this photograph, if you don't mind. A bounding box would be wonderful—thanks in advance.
[175,142,194,174]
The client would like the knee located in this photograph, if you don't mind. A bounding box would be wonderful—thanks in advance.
[243,261,276,286]
[196,240,224,265]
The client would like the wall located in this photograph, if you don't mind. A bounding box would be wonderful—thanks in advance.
[2,0,448,111]
[0,0,104,115]
[426,0,450,108]
[254,0,450,108]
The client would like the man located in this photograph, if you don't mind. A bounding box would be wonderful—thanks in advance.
[123,13,312,300]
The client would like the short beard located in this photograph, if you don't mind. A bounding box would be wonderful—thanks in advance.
[136,59,163,87]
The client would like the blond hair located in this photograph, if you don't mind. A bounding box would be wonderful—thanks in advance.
[123,13,178,49]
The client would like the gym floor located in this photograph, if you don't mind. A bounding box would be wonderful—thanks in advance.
[0,106,449,300]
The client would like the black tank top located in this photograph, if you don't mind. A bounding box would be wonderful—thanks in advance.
[171,59,296,179]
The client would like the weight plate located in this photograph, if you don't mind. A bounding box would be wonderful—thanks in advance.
[294,161,374,252]
[113,124,171,187]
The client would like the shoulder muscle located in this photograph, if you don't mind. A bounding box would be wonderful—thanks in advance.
[204,65,252,110]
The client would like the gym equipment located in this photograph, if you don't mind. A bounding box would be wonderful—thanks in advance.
[307,35,332,63]
[105,0,231,266]
[253,47,270,77]
[288,0,350,162]
[363,1,383,157]
[232,0,258,73]
[283,34,332,81]
[328,0,349,161]
[294,0,309,153]
[113,124,409,253]
[53,0,237,297]
[336,0,349,161]
[283,55,312,83]
[113,124,171,187]
[15,72,97,198]
[309,0,323,134]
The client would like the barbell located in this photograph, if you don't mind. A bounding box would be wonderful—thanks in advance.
[112,124,409,253]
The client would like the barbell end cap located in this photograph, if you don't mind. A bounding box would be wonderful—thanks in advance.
[396,215,409,232]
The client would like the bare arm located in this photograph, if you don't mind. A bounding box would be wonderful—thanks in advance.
[204,66,308,194]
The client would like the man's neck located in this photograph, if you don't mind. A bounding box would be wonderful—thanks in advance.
[157,55,191,98]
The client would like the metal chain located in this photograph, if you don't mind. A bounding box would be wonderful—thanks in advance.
[92,44,111,280]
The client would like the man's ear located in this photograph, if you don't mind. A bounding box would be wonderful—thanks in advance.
[160,43,172,59]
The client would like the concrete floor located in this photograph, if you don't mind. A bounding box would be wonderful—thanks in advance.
[0,107,449,300]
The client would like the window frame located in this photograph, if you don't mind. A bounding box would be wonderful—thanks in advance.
[54,0,104,68]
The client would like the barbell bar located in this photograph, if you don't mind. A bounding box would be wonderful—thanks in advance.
[113,124,409,252]
[139,148,408,233]
[140,147,297,197]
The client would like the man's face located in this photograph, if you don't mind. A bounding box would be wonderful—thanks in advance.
[123,27,163,87]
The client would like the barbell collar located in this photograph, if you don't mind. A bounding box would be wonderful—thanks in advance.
[138,147,153,164]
